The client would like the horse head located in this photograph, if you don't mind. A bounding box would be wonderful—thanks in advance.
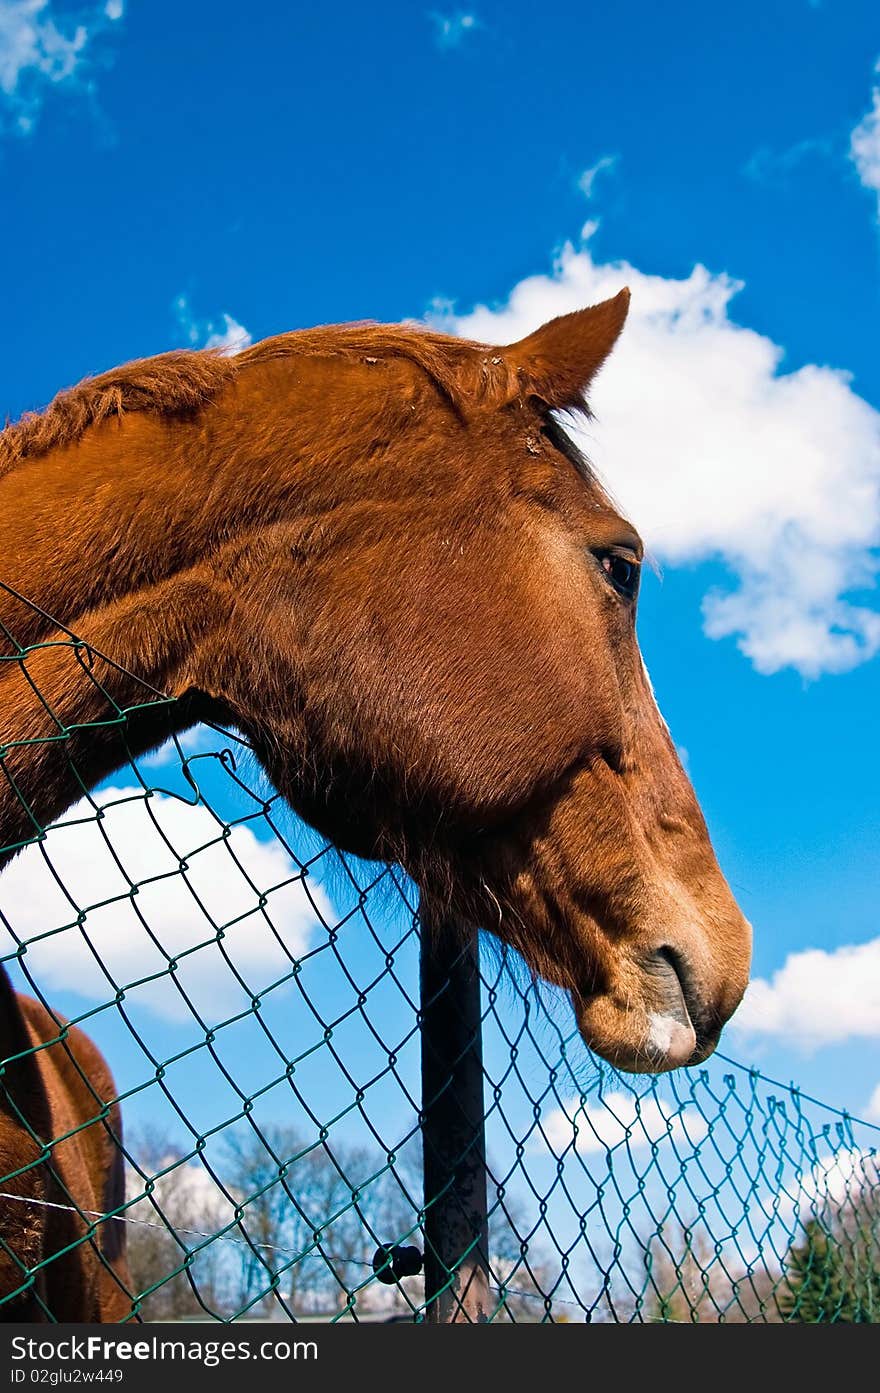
[205,294,752,1072]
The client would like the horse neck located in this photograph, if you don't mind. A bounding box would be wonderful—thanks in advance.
[0,398,278,859]
[1,375,306,648]
[0,352,426,859]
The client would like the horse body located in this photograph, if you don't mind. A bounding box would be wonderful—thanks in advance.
[0,973,130,1319]
[1,294,751,1080]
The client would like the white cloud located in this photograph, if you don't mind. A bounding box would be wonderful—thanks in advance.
[126,1154,237,1234]
[743,137,830,185]
[850,61,880,219]
[429,11,478,49]
[796,1147,880,1213]
[173,294,202,346]
[435,229,880,676]
[537,1088,708,1156]
[731,936,880,1048]
[0,786,332,1023]
[577,154,617,200]
[205,314,252,354]
[763,1146,880,1248]
[127,1153,235,1220]
[0,0,121,135]
[865,1084,880,1123]
[174,295,252,355]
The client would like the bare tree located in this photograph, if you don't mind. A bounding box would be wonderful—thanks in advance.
[640,1220,734,1322]
[125,1127,234,1320]
[487,1191,567,1322]
[121,1121,425,1321]
[222,1124,423,1318]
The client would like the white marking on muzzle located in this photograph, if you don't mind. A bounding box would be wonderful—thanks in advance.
[647,1012,679,1055]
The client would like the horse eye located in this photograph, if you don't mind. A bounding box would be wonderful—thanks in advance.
[599,553,639,599]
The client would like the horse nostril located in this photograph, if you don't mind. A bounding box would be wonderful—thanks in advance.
[654,944,686,985]
[648,945,723,1055]
[644,946,694,1029]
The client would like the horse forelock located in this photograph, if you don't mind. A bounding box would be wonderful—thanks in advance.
[0,322,535,477]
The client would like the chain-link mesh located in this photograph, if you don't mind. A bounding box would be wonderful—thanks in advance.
[1,588,878,1322]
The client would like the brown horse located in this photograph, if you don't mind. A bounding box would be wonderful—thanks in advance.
[0,971,131,1319]
[0,292,751,1079]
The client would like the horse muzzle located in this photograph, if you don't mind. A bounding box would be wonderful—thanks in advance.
[574,935,750,1074]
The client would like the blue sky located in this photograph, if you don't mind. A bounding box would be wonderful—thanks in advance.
[2,0,880,1176]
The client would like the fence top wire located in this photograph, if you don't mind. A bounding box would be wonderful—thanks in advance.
[1,587,878,1323]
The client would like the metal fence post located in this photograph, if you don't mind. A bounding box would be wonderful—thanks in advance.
[419,898,491,1323]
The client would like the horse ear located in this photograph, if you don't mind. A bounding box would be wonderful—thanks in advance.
[504,289,630,411]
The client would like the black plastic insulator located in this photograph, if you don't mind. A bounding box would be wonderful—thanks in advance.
[372,1243,424,1284]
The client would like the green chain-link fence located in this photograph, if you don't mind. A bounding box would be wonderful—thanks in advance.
[1,586,878,1322]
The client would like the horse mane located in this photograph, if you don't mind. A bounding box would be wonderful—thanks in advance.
[0,322,524,475]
